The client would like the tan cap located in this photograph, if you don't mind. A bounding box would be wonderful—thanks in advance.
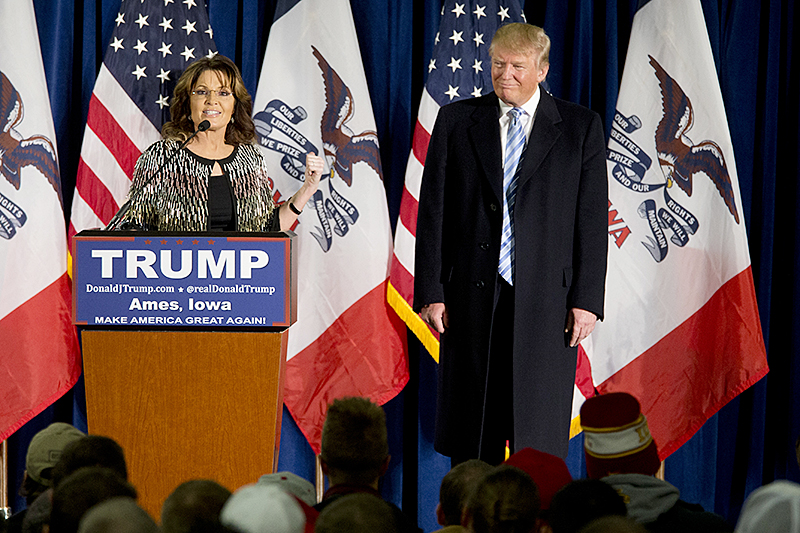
[26,423,85,486]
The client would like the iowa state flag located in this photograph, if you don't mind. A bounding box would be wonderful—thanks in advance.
[253,0,408,452]
[0,0,81,441]
[578,0,769,458]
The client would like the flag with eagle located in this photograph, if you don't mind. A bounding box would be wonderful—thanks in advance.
[578,0,768,459]
[0,0,81,441]
[252,0,408,453]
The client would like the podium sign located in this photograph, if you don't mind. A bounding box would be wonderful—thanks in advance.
[72,231,296,329]
[73,230,296,518]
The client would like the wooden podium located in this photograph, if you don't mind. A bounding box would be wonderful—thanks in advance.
[73,231,296,519]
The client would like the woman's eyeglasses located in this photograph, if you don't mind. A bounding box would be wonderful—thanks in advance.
[191,89,233,98]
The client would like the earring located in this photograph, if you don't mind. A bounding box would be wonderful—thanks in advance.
[230,116,235,124]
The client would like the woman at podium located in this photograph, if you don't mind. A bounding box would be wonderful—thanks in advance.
[107,54,323,232]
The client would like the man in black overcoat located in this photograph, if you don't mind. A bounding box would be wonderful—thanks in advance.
[414,23,608,463]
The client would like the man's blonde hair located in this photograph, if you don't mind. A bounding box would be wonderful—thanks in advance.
[489,23,551,68]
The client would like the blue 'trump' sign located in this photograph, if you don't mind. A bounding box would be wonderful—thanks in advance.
[72,231,296,329]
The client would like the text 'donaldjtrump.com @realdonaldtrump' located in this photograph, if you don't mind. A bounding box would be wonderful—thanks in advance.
[73,234,294,328]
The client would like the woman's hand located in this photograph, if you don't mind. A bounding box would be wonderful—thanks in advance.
[293,153,324,205]
[277,152,325,230]
[304,153,324,193]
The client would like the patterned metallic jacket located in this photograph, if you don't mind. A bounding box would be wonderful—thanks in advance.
[118,140,278,231]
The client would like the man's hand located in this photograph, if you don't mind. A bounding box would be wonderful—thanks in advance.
[421,303,448,334]
[565,308,597,347]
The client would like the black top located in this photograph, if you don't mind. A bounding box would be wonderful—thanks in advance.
[187,146,238,231]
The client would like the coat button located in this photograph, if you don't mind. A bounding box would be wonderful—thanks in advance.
[475,280,485,289]
[479,242,489,250]
[489,203,498,212]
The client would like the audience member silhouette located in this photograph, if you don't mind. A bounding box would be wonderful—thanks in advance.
[21,424,86,504]
[51,436,128,489]
[580,392,732,533]
[76,497,158,533]
[546,479,627,533]
[435,459,493,532]
[161,479,232,533]
[315,396,420,533]
[20,489,51,533]
[504,447,572,527]
[50,466,137,533]
[734,480,800,533]
[257,473,316,508]
[6,423,85,533]
[220,483,305,533]
[462,465,539,533]
[314,493,398,533]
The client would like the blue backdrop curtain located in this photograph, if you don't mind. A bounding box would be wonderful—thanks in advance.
[5,1,799,532]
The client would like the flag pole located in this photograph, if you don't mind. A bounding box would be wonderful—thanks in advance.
[1,439,10,519]
[315,455,324,503]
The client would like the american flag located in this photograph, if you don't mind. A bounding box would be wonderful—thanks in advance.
[387,0,525,360]
[68,0,217,244]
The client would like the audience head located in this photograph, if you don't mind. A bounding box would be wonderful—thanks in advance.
[256,473,318,533]
[51,435,128,488]
[735,480,800,533]
[314,493,397,533]
[22,423,85,503]
[319,397,389,487]
[547,479,627,533]
[258,472,316,507]
[50,466,138,533]
[161,479,233,533]
[504,448,572,513]
[21,489,53,533]
[579,392,660,479]
[464,465,540,533]
[220,484,305,533]
[437,459,493,527]
[578,516,646,533]
[77,497,158,533]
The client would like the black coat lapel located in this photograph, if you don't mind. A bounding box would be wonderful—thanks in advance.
[467,94,503,203]
[516,89,562,190]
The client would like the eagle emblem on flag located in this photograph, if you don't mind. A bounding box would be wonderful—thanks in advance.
[606,56,740,262]
[0,70,60,239]
[312,45,382,187]
[254,46,382,253]
[650,56,739,224]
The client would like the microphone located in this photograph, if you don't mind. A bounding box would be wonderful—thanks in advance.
[105,120,211,230]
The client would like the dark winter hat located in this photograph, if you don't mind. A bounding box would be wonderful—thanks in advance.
[580,392,660,479]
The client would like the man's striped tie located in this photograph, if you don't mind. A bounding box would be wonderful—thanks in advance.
[499,107,526,285]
